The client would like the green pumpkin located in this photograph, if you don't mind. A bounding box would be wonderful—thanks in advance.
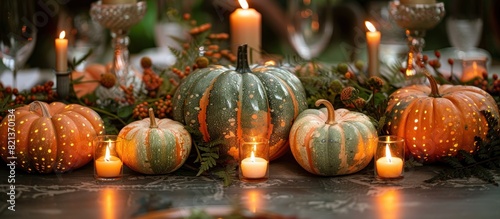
[117,109,192,174]
[172,44,308,160]
[290,99,377,176]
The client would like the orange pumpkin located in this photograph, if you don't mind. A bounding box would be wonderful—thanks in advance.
[383,72,499,163]
[0,101,105,173]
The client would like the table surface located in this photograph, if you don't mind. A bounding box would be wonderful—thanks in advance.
[1,152,499,219]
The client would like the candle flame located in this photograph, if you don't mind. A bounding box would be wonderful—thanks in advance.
[473,61,478,73]
[104,142,111,162]
[250,151,255,162]
[59,31,66,39]
[365,21,377,32]
[238,0,249,9]
[385,144,393,163]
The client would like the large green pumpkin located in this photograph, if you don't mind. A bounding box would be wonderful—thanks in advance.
[290,99,377,176]
[172,45,308,160]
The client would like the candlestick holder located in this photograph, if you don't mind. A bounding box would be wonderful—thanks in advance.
[239,136,269,183]
[374,135,405,180]
[93,135,123,181]
[55,70,71,99]
[388,1,445,84]
[90,1,146,85]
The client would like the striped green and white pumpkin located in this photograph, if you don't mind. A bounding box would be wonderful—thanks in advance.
[172,44,308,160]
[117,108,191,174]
[290,99,377,176]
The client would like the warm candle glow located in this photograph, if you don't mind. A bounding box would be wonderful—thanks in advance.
[246,190,262,213]
[250,151,255,162]
[385,144,392,163]
[59,31,66,39]
[95,140,122,178]
[376,189,401,219]
[241,151,268,179]
[365,21,377,32]
[238,0,249,10]
[104,142,112,162]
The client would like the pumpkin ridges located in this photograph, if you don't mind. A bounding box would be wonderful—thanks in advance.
[27,117,57,173]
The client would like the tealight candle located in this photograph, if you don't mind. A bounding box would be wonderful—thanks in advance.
[239,136,269,182]
[375,135,405,180]
[461,58,487,82]
[365,21,380,77]
[241,151,268,178]
[94,135,123,181]
[230,0,261,63]
[55,31,68,72]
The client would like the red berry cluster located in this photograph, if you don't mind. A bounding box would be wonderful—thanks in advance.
[119,84,135,105]
[471,73,500,95]
[0,81,56,106]
[132,95,173,120]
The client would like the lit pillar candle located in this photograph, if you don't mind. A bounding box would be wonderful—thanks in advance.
[55,31,68,72]
[240,151,268,178]
[95,143,123,178]
[230,0,261,63]
[365,21,380,77]
[376,144,403,178]
[102,0,136,4]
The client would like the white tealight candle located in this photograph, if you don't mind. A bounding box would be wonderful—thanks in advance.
[376,144,403,178]
[241,152,268,179]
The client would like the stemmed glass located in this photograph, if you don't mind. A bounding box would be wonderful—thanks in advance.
[0,0,37,88]
[287,0,333,61]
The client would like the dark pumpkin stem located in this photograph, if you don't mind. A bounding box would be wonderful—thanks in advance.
[315,99,336,125]
[148,108,158,128]
[29,101,52,118]
[424,70,441,97]
[235,44,252,73]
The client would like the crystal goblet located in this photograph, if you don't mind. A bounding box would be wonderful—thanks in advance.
[389,1,445,83]
[90,1,147,85]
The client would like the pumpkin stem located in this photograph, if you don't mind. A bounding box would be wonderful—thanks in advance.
[423,70,441,97]
[148,108,158,128]
[235,44,252,73]
[315,99,336,125]
[29,101,52,118]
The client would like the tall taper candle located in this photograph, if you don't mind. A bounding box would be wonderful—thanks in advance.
[365,21,380,77]
[55,31,68,72]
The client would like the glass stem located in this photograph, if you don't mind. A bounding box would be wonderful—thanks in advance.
[405,29,426,78]
[111,29,130,85]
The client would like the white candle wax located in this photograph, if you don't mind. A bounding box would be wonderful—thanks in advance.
[241,157,268,179]
[55,31,68,72]
[230,0,261,63]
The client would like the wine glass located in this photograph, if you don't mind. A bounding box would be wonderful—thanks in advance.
[0,0,37,88]
[287,0,333,61]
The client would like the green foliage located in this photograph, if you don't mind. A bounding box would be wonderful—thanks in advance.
[425,110,500,186]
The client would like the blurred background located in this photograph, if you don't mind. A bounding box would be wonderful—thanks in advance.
[7,0,500,71]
